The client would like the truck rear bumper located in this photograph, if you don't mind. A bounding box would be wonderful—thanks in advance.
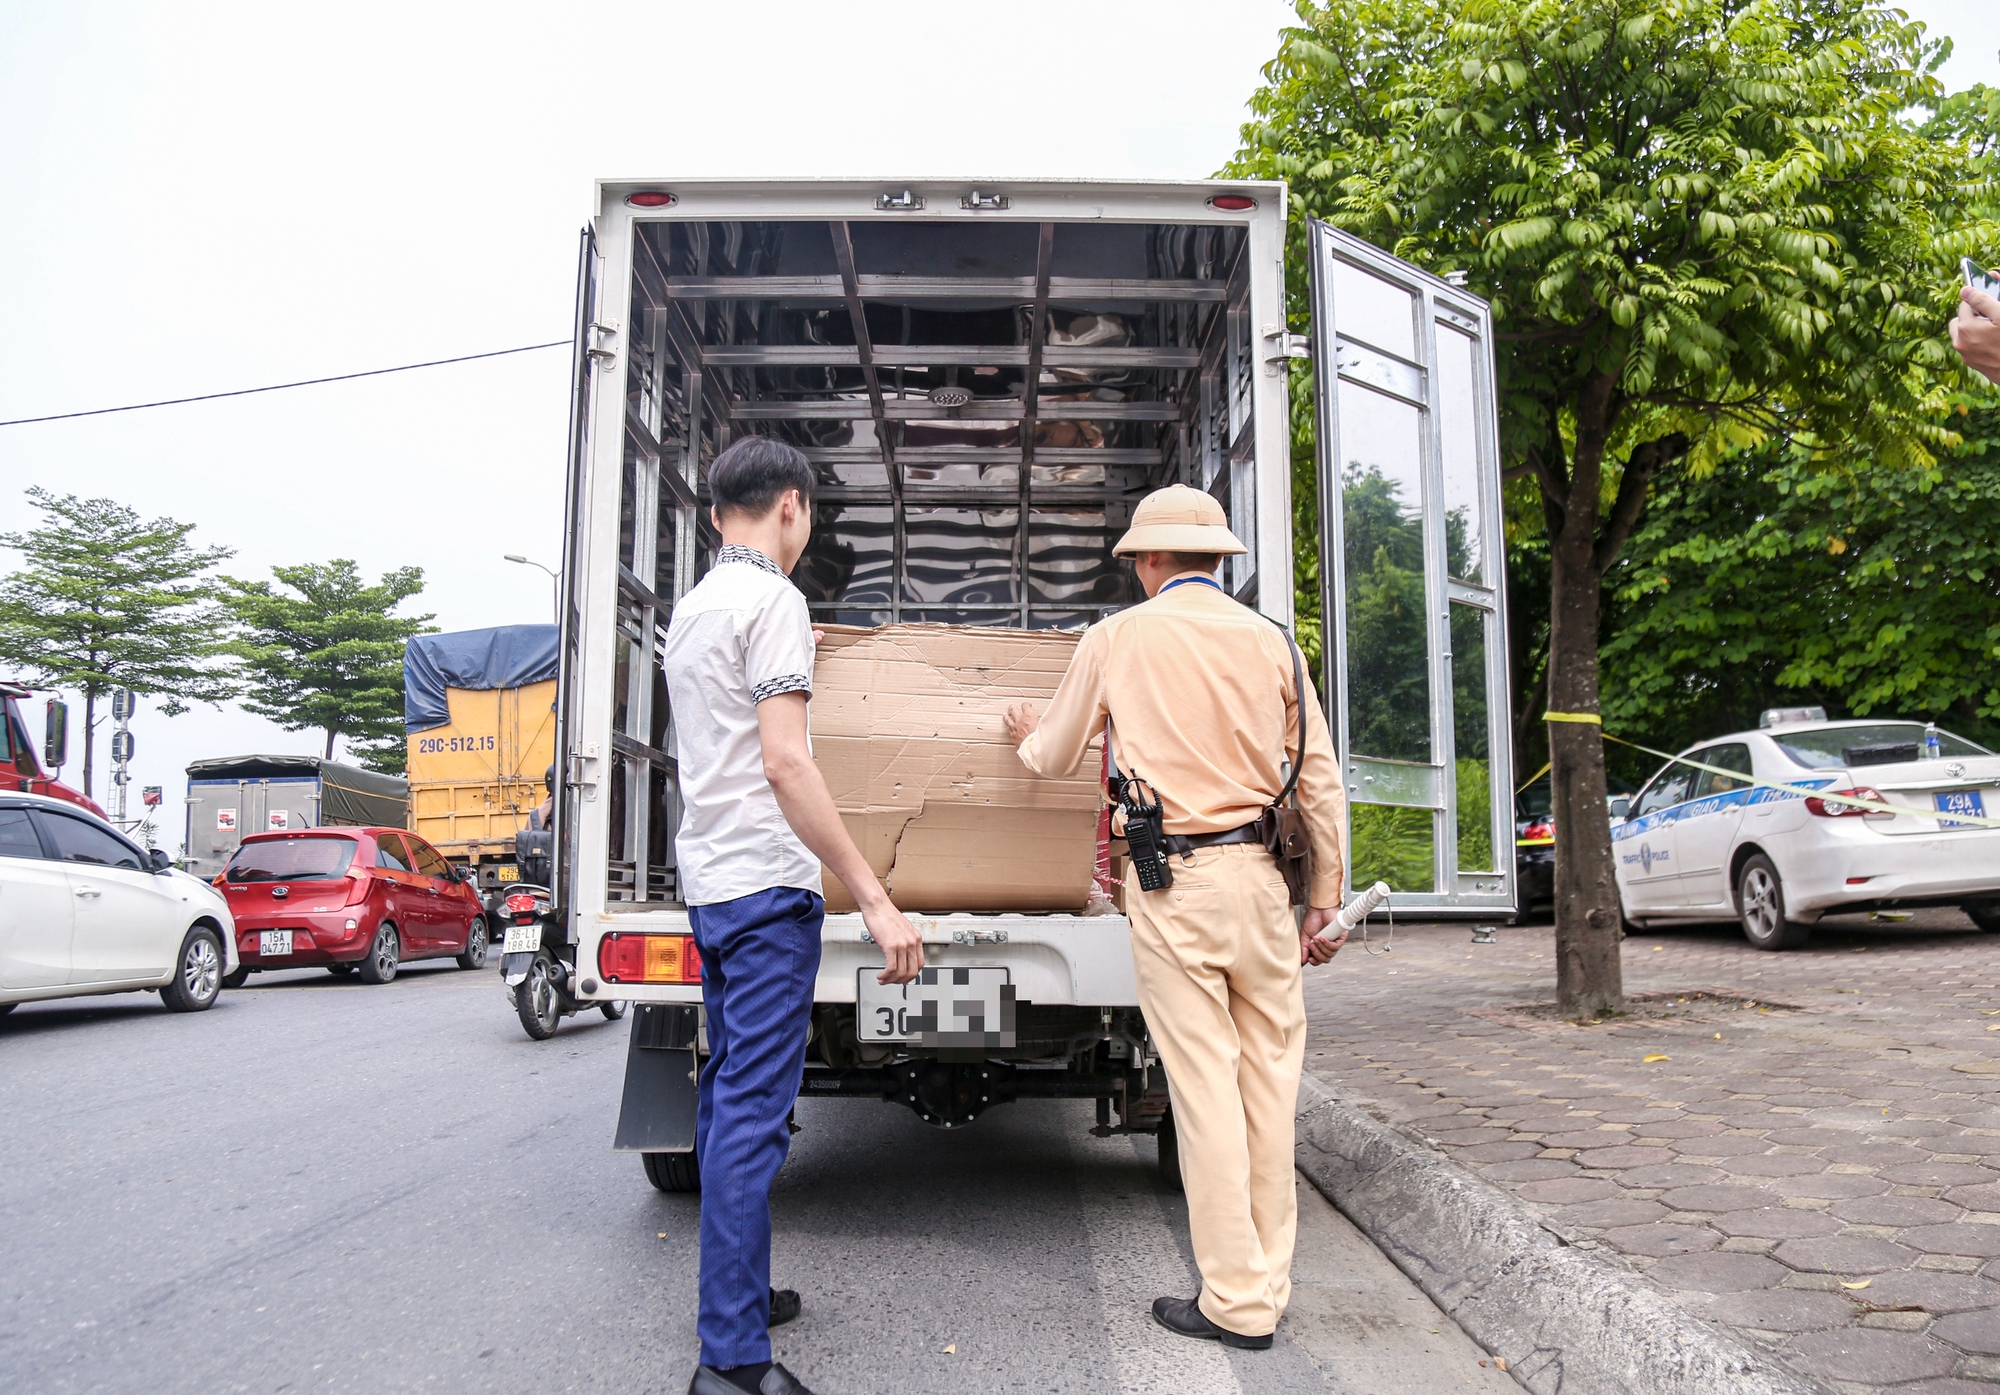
[576,910,1140,1008]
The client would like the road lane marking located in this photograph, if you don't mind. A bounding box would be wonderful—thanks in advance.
[1069,1133,1244,1395]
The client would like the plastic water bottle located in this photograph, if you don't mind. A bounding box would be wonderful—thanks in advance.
[1925,722,1941,760]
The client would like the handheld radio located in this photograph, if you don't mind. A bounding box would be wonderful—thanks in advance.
[1116,774,1174,892]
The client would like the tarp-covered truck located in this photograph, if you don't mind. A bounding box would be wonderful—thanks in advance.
[546,178,1515,1190]
[184,756,408,880]
[403,625,559,909]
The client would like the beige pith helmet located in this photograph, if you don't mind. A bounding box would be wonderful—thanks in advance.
[1111,484,1247,558]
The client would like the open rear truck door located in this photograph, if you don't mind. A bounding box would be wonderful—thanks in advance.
[1307,221,1514,917]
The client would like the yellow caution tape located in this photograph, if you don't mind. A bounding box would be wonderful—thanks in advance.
[1513,723,2000,831]
[1602,731,2000,831]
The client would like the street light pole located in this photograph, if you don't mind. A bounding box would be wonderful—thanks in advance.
[504,555,559,624]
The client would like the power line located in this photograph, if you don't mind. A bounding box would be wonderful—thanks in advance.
[0,340,572,427]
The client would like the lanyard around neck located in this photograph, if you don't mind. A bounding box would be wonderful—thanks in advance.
[1160,574,1223,595]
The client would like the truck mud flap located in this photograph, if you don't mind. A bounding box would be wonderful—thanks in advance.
[612,1004,700,1153]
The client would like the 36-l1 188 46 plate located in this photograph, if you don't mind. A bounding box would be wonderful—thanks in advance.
[503,924,543,955]
[856,967,1016,1048]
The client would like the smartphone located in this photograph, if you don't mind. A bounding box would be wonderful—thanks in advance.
[1965,256,2000,297]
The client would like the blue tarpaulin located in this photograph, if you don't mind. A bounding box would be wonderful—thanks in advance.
[404,625,559,732]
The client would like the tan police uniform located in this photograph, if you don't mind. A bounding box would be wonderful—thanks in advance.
[1014,486,1346,1339]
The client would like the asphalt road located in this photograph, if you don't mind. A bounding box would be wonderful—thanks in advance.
[1,961,1518,1395]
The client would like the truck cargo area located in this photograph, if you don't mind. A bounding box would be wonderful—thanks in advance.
[594,201,1280,909]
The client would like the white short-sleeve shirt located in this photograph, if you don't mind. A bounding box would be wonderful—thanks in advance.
[660,545,822,906]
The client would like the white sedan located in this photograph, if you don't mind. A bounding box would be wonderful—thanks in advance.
[0,791,237,1013]
[1612,710,2000,949]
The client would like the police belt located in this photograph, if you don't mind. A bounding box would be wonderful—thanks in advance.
[1160,821,1265,857]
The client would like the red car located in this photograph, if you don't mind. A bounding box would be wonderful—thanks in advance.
[218,828,488,986]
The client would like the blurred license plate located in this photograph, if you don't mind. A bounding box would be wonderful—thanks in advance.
[1936,790,1986,829]
[856,967,1015,1047]
[259,930,293,957]
[496,864,518,882]
[503,925,542,954]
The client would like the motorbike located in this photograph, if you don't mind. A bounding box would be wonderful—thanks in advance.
[499,883,626,1039]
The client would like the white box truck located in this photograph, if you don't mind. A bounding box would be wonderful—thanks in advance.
[520,178,1514,1191]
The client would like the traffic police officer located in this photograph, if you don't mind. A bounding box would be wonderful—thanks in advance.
[1003,484,1349,1350]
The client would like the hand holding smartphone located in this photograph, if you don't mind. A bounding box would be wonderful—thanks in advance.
[1966,257,2000,300]
[1954,258,2000,383]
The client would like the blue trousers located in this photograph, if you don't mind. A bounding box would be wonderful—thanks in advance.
[688,886,824,1369]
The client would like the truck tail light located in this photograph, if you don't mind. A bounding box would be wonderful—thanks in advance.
[625,190,676,208]
[1207,193,1257,211]
[598,932,703,985]
[1805,786,1884,817]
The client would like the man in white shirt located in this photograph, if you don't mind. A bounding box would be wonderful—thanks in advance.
[662,436,924,1395]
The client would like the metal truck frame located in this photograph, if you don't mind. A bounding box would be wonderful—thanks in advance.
[542,179,1513,1187]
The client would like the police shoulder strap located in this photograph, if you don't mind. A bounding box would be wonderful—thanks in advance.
[1267,617,1308,808]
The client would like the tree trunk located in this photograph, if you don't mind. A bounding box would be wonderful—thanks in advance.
[1547,539,1623,1018]
[81,690,96,800]
[1538,374,1640,1020]
[324,728,336,760]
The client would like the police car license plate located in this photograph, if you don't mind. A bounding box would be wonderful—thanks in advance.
[856,967,1015,1047]
[503,924,542,955]
[1936,789,1986,829]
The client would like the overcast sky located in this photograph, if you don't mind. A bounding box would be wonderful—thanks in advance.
[2,1,1994,845]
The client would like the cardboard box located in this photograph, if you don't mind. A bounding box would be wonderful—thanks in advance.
[811,623,1103,913]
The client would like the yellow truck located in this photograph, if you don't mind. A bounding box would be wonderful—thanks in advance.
[403,625,559,908]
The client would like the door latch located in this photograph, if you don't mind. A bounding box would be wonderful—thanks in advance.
[874,189,925,212]
[959,190,1009,211]
[952,929,1009,945]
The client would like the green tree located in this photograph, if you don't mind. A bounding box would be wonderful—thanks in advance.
[220,561,435,773]
[0,489,237,799]
[1603,401,2000,758]
[1230,0,1996,1014]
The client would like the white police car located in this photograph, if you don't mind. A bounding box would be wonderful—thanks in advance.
[1613,708,2000,949]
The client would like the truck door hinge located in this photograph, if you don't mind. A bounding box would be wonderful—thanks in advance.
[959,190,1009,211]
[1262,325,1311,371]
[952,929,1009,945]
[587,321,620,364]
[874,189,925,212]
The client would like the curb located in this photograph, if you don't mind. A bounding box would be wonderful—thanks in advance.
[1294,1073,1825,1395]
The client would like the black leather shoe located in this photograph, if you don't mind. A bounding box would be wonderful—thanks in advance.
[769,1287,801,1327]
[1151,1295,1274,1350]
[687,1362,818,1395]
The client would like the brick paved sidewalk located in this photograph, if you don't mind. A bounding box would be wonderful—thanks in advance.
[1303,909,2000,1394]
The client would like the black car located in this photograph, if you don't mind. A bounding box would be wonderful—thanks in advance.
[1515,781,1555,912]
[1513,776,1637,916]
